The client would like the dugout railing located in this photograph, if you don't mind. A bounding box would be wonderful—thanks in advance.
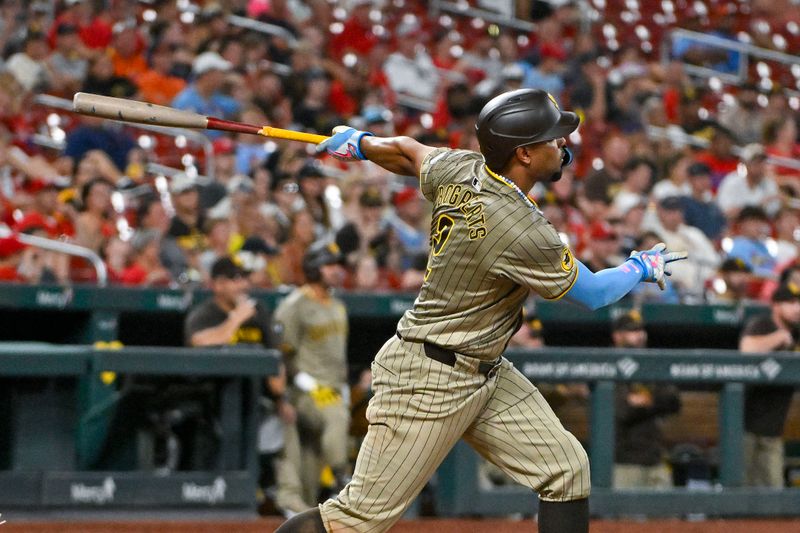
[1,284,799,515]
[1,342,798,515]
[0,342,278,509]
[436,347,800,518]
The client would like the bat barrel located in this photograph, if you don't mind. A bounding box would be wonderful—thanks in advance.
[73,92,209,129]
[72,92,329,145]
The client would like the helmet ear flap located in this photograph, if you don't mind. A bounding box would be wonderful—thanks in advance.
[302,240,342,283]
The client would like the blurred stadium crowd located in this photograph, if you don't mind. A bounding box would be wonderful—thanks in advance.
[0,0,797,304]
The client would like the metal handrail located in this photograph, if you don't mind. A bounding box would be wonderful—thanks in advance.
[430,0,536,32]
[395,93,438,112]
[32,94,216,181]
[227,14,299,47]
[255,60,292,77]
[0,226,108,287]
[663,27,800,85]
[668,28,800,65]
[146,162,211,186]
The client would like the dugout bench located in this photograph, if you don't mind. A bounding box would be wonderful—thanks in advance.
[0,342,278,509]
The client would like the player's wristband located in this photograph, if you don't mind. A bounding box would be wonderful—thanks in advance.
[293,371,318,392]
[565,260,643,310]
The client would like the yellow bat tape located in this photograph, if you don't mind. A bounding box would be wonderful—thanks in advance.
[258,126,328,144]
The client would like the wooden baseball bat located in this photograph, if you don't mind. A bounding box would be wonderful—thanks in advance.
[72,92,329,144]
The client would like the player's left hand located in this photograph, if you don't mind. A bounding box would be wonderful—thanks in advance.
[316,125,373,161]
[628,242,688,290]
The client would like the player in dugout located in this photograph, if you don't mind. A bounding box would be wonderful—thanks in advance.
[276,89,688,533]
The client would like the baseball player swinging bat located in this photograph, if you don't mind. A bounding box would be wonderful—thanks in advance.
[72,92,328,144]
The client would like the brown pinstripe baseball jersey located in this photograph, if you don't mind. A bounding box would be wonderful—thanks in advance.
[396,147,577,360]
[274,286,349,388]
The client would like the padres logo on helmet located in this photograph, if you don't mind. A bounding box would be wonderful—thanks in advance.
[303,240,343,282]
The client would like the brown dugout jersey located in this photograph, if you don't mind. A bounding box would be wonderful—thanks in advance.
[274,286,349,388]
[396,148,578,360]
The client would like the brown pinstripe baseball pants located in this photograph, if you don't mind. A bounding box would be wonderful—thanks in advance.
[320,336,590,532]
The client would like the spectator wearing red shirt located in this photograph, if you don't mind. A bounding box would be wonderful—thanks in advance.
[694,124,740,191]
[0,237,26,282]
[521,16,568,68]
[102,236,130,284]
[579,220,622,273]
[25,180,74,238]
[49,0,112,50]
[764,116,800,184]
[328,0,378,60]
[14,213,68,284]
[120,230,172,286]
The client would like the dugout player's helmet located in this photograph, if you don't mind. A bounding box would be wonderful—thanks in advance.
[476,89,580,174]
[303,240,343,283]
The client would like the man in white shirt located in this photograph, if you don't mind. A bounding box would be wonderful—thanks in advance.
[644,196,720,298]
[716,144,780,219]
[718,83,764,145]
[383,21,439,105]
[5,31,50,92]
[611,157,655,216]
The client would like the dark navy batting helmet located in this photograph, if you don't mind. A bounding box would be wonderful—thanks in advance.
[303,240,343,282]
[476,89,580,173]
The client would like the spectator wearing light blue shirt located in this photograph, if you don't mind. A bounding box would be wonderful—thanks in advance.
[518,45,566,99]
[725,206,776,279]
[171,51,241,139]
[385,186,428,270]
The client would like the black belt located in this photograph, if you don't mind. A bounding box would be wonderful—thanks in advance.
[396,332,500,377]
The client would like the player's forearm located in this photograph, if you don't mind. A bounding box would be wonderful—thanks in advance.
[565,260,643,311]
[189,318,240,346]
[740,331,788,353]
[360,136,428,176]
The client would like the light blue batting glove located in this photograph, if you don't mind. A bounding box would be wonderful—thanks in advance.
[316,125,374,161]
[627,242,688,290]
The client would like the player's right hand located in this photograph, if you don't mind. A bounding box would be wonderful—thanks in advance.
[628,243,688,290]
[229,297,257,324]
[316,125,373,161]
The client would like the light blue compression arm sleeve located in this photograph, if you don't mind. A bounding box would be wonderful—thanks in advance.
[564,259,645,311]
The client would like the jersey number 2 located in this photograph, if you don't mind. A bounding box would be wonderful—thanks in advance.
[425,214,454,280]
[432,214,454,256]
